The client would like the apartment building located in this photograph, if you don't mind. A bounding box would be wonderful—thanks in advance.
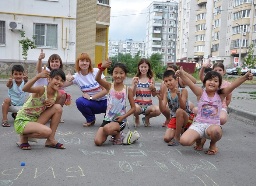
[145,0,178,65]
[176,0,255,67]
[0,0,110,67]
[108,39,145,58]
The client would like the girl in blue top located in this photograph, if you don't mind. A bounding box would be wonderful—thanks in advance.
[94,60,135,146]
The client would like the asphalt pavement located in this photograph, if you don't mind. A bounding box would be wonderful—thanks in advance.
[0,81,256,186]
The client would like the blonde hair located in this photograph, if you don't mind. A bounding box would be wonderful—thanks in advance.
[75,53,93,73]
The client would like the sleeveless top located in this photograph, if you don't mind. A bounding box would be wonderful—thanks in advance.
[194,89,222,125]
[8,80,27,106]
[167,88,191,117]
[134,79,152,106]
[104,84,126,122]
[17,86,57,118]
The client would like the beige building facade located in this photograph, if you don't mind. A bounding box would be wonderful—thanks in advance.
[76,0,110,66]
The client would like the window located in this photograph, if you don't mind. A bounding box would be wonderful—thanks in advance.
[233,9,250,20]
[34,23,57,48]
[194,45,204,52]
[97,0,109,5]
[196,34,205,41]
[0,21,5,45]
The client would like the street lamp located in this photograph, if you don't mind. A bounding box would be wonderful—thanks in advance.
[236,23,242,67]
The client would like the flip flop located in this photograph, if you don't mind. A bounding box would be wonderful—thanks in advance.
[205,148,218,155]
[45,142,66,149]
[16,142,31,150]
[83,120,95,127]
[2,120,10,127]
[168,139,180,146]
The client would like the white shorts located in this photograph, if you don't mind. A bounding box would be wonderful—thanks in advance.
[189,122,221,139]
[8,105,22,113]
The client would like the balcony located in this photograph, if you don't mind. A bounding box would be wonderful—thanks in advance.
[197,0,207,5]
[153,30,161,34]
[194,52,204,56]
[152,42,162,48]
[152,37,161,41]
[152,22,162,27]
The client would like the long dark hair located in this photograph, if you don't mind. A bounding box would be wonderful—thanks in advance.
[135,58,153,79]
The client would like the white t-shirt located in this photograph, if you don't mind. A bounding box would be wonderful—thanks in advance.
[72,68,107,101]
[33,67,50,87]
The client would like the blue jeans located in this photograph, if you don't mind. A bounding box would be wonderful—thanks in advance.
[76,97,107,123]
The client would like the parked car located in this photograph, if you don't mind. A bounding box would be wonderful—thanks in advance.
[240,67,248,75]
[240,67,256,75]
[226,67,238,75]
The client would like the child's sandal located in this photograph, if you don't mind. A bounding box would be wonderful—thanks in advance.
[2,120,10,127]
[113,138,123,145]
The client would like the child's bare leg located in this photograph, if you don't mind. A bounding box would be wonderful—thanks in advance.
[205,125,222,155]
[161,106,170,127]
[2,98,11,121]
[163,128,175,143]
[144,105,161,126]
[180,129,200,146]
[175,108,188,141]
[94,127,108,146]
[220,110,228,125]
[103,123,122,145]
[194,138,206,151]
[22,122,52,139]
[37,104,63,145]
[134,104,141,126]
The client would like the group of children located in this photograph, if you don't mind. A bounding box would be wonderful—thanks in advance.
[129,58,253,155]
[1,52,254,154]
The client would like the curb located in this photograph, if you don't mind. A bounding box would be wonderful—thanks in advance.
[228,106,256,125]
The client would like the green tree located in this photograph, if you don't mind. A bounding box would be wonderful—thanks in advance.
[19,31,36,61]
[149,53,165,79]
[243,44,256,69]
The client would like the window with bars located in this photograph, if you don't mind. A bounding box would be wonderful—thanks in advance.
[34,23,57,48]
[0,21,5,45]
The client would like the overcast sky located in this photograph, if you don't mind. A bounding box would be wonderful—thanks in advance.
[109,0,175,41]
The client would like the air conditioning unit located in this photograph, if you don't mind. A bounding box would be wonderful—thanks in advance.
[8,21,23,30]
[243,32,247,36]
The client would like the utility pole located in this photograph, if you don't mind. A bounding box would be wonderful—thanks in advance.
[236,23,242,67]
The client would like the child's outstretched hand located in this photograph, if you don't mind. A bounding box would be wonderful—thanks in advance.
[202,59,212,68]
[39,49,45,60]
[101,59,112,69]
[7,75,13,87]
[132,77,139,87]
[156,90,162,100]
[37,65,49,78]
[175,66,184,77]
[245,70,253,80]
[66,71,74,82]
